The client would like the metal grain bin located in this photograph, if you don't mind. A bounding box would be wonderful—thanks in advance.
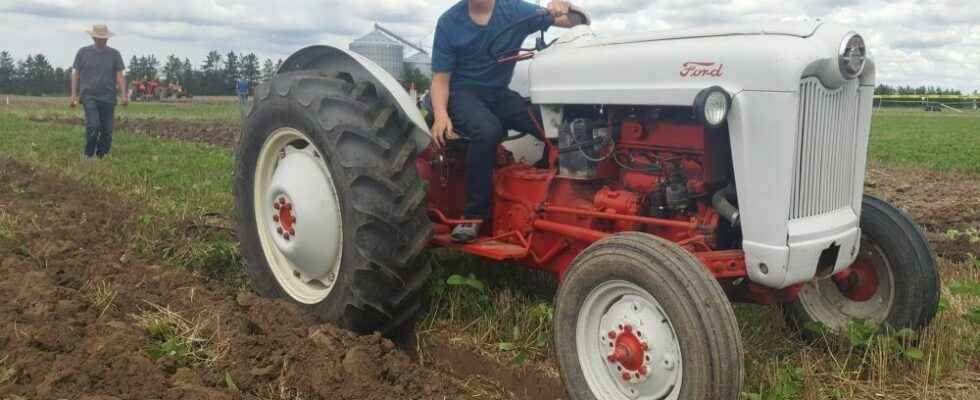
[350,28,404,79]
[405,52,432,78]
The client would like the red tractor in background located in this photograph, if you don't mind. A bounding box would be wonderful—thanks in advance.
[130,79,163,101]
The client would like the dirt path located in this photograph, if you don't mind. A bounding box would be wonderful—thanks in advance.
[865,165,980,260]
[27,115,240,147]
[0,159,562,400]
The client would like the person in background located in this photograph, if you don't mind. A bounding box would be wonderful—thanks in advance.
[237,78,250,105]
[70,24,127,159]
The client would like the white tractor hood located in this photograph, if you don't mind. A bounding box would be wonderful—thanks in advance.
[585,22,822,45]
[524,21,869,106]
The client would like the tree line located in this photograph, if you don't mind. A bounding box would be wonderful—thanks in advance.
[874,84,975,96]
[1,49,971,98]
[0,49,282,96]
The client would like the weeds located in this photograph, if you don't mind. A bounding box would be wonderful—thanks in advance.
[81,280,119,319]
[945,227,980,243]
[421,250,556,364]
[0,355,15,385]
[133,302,229,367]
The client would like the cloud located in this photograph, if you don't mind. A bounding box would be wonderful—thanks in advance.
[0,0,976,92]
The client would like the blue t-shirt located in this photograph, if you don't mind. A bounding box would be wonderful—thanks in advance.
[237,79,250,94]
[432,0,553,89]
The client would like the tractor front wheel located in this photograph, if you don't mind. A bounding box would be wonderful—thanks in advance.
[555,232,744,400]
[784,195,940,339]
[234,70,432,335]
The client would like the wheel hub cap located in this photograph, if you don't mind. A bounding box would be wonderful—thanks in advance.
[267,150,342,282]
[273,196,297,240]
[833,257,879,302]
[580,281,682,400]
[606,324,651,382]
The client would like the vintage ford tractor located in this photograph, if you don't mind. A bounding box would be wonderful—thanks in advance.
[234,11,939,400]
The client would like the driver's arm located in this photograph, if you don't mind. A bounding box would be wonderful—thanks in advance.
[430,20,457,149]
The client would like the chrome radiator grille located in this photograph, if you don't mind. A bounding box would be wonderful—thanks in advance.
[790,78,862,219]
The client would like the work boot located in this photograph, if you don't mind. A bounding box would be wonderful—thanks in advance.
[450,223,480,244]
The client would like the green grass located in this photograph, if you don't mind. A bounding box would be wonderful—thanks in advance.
[869,108,980,172]
[0,110,244,285]
[0,96,241,121]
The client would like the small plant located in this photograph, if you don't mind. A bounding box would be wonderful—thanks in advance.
[967,253,980,269]
[496,303,554,365]
[0,209,16,240]
[949,280,980,297]
[967,307,980,326]
[134,303,228,367]
[741,364,805,400]
[945,227,980,243]
[446,273,486,292]
[0,355,15,385]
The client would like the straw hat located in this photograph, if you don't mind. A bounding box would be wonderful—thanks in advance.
[87,24,115,39]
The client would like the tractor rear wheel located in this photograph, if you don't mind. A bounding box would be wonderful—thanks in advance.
[784,195,940,339]
[555,232,743,400]
[234,70,432,335]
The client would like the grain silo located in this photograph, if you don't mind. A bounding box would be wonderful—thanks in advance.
[350,27,404,79]
[405,52,432,78]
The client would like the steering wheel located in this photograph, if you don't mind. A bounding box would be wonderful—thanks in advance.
[485,8,589,64]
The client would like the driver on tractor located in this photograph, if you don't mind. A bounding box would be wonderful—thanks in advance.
[430,0,586,243]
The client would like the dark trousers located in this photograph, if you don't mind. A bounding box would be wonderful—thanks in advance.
[81,98,115,157]
[448,87,541,220]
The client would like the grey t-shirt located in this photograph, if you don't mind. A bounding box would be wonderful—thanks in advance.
[72,45,125,103]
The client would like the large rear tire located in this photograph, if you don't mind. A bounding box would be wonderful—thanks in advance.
[555,232,743,400]
[234,70,432,334]
[784,195,940,339]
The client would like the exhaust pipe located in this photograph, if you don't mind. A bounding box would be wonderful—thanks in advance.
[712,185,740,226]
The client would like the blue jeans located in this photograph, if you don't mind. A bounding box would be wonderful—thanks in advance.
[81,98,115,157]
[447,87,542,220]
[239,93,248,105]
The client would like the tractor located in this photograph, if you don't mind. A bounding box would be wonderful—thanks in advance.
[234,8,939,400]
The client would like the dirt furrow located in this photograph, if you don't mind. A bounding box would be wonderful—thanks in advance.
[0,159,490,400]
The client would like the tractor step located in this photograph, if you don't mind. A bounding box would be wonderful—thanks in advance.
[432,234,529,261]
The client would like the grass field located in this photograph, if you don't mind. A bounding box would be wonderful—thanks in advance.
[0,98,978,399]
[869,108,980,172]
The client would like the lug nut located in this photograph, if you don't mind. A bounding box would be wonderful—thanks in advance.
[273,215,279,222]
[273,203,281,210]
[284,233,291,240]
[288,229,295,236]
[608,331,617,339]
[621,372,631,382]
[623,325,633,333]
[639,366,647,376]
[285,204,292,210]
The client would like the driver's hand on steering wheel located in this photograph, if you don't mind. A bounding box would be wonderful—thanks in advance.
[432,113,459,150]
[547,0,571,18]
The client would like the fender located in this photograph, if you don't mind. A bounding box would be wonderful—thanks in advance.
[278,45,432,152]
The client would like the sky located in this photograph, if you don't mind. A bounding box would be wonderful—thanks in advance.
[0,0,977,93]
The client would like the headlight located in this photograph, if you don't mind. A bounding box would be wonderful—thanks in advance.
[839,33,866,79]
[693,86,730,128]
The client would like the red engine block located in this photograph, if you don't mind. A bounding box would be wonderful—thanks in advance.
[422,113,776,300]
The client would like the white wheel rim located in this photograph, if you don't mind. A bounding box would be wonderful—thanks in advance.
[577,280,683,400]
[797,239,896,330]
[254,127,343,304]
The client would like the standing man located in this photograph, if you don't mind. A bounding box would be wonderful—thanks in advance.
[70,24,127,159]
[237,78,250,106]
[429,0,586,243]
